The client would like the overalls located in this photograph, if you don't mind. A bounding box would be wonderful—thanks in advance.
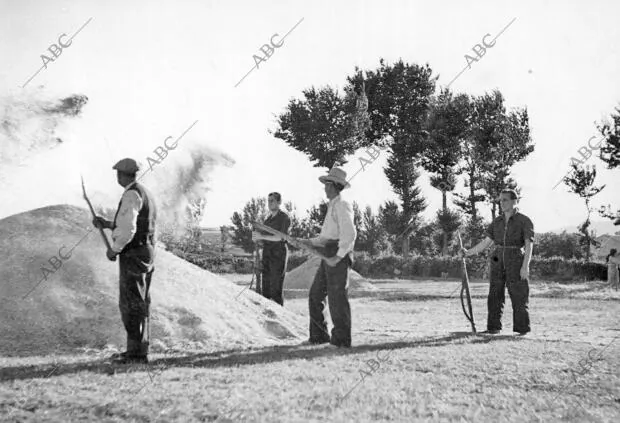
[486,211,534,334]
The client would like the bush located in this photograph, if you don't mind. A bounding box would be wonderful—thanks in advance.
[351,253,607,281]
[170,250,607,281]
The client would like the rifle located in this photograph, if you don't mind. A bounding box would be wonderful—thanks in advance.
[457,230,476,333]
[252,222,330,260]
[81,175,116,262]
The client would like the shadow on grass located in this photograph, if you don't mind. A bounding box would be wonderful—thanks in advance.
[0,331,522,383]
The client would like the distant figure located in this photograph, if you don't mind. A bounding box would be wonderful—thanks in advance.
[606,249,620,290]
[252,192,291,305]
[460,188,534,336]
[93,158,157,364]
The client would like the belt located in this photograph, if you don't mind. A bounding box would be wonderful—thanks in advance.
[495,245,522,249]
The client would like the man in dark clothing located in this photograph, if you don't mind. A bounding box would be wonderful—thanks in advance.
[460,188,534,335]
[93,158,157,364]
[252,192,290,305]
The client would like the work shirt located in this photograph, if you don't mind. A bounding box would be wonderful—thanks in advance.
[262,210,291,251]
[111,182,143,253]
[485,208,535,248]
[312,194,357,258]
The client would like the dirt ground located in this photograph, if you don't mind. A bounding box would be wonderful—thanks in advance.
[1,278,619,422]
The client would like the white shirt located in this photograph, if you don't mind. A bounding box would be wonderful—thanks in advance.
[111,182,143,253]
[312,194,357,258]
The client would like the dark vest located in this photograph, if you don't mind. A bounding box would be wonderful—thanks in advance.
[113,182,157,253]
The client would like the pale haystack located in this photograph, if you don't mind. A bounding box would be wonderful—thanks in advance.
[284,256,377,291]
[0,205,305,357]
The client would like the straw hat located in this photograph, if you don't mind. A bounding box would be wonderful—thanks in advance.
[318,166,351,189]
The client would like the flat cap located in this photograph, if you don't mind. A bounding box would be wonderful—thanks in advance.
[112,158,140,173]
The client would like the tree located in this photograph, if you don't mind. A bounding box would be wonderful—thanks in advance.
[357,206,389,256]
[378,200,404,254]
[596,106,620,225]
[346,59,436,256]
[283,201,305,238]
[384,159,427,256]
[562,164,605,261]
[597,105,620,169]
[271,83,371,168]
[231,197,268,253]
[474,91,534,220]
[454,93,494,242]
[352,201,363,250]
[421,89,470,254]
[408,221,438,256]
[534,231,582,259]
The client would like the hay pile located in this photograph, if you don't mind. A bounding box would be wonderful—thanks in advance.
[284,256,378,291]
[0,205,305,357]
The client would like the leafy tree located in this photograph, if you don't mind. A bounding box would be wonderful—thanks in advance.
[384,159,427,256]
[597,105,620,169]
[231,197,268,253]
[460,215,488,249]
[346,59,435,256]
[421,89,470,254]
[378,200,404,253]
[352,201,363,250]
[473,90,533,220]
[562,164,605,261]
[534,231,583,259]
[408,221,438,256]
[454,93,496,240]
[434,208,462,254]
[596,106,620,225]
[357,206,389,256]
[271,83,371,168]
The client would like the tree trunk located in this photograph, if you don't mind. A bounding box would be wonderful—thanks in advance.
[491,202,497,221]
[469,174,477,221]
[442,190,448,256]
[403,236,410,257]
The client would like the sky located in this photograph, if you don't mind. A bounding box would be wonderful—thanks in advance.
[1,0,619,233]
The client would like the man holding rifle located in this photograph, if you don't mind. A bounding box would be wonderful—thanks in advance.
[92,158,158,364]
[252,192,291,305]
[459,188,534,336]
[298,167,357,348]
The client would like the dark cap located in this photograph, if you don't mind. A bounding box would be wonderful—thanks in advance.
[112,158,140,174]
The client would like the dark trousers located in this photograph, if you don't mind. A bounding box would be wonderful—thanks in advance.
[261,246,288,305]
[488,249,530,333]
[308,255,352,347]
[119,248,154,356]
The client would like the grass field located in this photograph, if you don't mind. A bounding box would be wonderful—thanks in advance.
[1,278,619,422]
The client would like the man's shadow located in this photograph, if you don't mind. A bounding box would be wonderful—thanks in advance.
[1,331,519,383]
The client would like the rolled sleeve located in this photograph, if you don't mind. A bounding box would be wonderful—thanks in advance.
[281,214,291,235]
[522,217,535,243]
[336,201,357,257]
[111,191,142,253]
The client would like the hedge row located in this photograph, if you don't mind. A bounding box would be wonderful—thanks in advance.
[170,250,309,274]
[350,253,607,281]
[171,250,607,281]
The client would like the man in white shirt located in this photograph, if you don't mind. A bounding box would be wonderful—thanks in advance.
[298,167,357,348]
[93,158,157,364]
